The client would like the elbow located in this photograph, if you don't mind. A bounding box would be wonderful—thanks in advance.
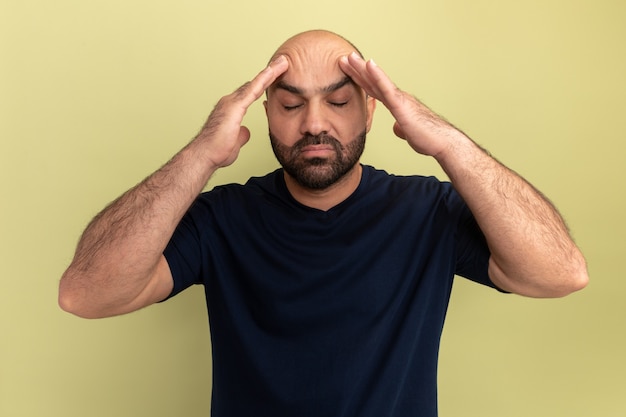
[58,291,107,319]
[58,291,84,318]
[58,283,91,319]
[58,271,103,319]
[58,293,82,317]
[562,258,590,295]
[559,246,590,295]
[545,254,590,298]
[490,252,589,298]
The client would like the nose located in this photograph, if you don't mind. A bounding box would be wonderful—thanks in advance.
[300,101,331,136]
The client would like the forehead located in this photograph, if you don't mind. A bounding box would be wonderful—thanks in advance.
[271,32,359,93]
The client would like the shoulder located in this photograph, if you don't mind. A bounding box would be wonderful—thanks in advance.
[188,169,290,219]
[199,168,284,201]
[357,165,470,223]
[361,165,455,199]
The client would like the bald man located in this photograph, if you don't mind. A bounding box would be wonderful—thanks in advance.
[59,30,588,416]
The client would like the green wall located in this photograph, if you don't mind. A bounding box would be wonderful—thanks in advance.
[2,0,624,416]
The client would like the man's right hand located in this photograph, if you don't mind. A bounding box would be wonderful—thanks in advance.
[198,55,289,169]
[58,56,289,318]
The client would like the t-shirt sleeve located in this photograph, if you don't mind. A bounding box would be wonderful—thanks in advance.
[449,190,505,291]
[162,197,209,300]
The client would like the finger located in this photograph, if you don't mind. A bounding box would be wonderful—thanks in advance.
[339,53,375,95]
[237,126,251,146]
[217,125,251,168]
[393,121,407,140]
[341,53,410,118]
[340,54,389,103]
[363,59,397,101]
[350,55,402,108]
[236,55,289,106]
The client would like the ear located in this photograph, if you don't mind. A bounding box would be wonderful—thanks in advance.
[365,96,376,133]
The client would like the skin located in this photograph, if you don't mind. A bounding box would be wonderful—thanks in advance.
[58,30,588,319]
[264,31,376,210]
[337,51,588,296]
[58,54,289,318]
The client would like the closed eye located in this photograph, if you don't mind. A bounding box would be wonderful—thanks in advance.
[330,101,348,108]
[283,104,302,111]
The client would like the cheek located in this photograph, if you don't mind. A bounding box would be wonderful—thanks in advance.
[266,104,283,129]
[338,110,368,136]
[267,111,298,142]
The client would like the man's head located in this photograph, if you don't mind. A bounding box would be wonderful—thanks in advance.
[264,30,376,190]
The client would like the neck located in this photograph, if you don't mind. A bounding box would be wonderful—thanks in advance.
[284,164,363,211]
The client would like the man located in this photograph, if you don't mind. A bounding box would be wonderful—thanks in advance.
[59,30,588,416]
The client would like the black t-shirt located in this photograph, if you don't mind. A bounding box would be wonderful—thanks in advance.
[164,165,495,417]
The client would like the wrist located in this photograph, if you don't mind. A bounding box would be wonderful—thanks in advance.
[434,131,489,180]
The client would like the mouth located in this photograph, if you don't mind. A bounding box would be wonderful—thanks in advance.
[300,144,336,158]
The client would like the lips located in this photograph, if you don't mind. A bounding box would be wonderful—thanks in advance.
[299,144,336,158]
[294,134,342,158]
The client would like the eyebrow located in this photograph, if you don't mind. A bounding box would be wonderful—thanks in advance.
[275,76,354,96]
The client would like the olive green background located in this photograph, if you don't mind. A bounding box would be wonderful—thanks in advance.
[1,0,624,416]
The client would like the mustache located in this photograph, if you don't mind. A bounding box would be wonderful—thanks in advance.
[292,133,343,152]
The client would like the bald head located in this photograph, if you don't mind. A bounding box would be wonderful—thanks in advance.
[270,30,363,63]
[263,30,377,192]
[266,30,365,100]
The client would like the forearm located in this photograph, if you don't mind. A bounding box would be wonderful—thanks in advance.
[338,53,588,296]
[435,129,588,297]
[59,136,219,317]
[59,56,289,318]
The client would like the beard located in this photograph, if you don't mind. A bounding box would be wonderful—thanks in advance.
[269,129,366,190]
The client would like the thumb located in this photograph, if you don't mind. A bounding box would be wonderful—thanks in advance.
[393,122,407,140]
[220,126,251,168]
[238,126,251,147]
